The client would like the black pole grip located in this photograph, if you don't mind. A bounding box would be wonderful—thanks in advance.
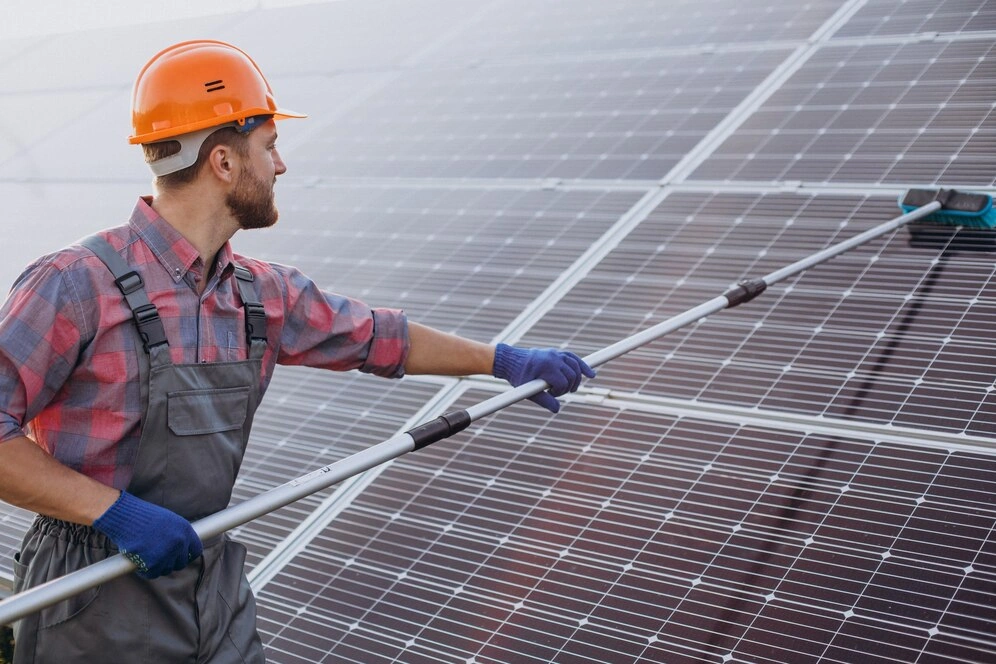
[723,278,768,308]
[407,410,473,450]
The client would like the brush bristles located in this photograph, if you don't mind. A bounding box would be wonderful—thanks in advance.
[901,207,996,228]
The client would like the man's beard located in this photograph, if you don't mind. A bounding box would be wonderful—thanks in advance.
[227,167,278,230]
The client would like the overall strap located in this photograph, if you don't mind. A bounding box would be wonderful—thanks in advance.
[232,265,268,360]
[78,235,168,353]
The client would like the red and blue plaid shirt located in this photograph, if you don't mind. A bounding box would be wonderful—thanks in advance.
[0,197,409,489]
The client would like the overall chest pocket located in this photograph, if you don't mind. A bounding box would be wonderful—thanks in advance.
[165,386,252,519]
[167,386,249,435]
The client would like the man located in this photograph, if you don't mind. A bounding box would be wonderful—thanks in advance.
[0,40,594,663]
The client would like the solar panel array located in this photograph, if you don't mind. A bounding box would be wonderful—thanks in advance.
[2,0,996,662]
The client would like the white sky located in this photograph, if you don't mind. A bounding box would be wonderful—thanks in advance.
[2,0,339,40]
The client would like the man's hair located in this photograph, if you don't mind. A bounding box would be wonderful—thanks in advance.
[142,127,251,190]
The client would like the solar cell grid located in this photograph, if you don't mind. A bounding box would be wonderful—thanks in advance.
[254,395,996,663]
[519,190,996,433]
[692,37,996,185]
[234,184,641,338]
[420,0,843,61]
[291,49,790,181]
[219,182,641,570]
[835,0,996,38]
[228,371,440,569]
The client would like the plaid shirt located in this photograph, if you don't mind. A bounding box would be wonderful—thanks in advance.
[0,197,409,489]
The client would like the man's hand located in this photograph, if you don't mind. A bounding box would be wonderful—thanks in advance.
[492,343,596,413]
[93,491,203,579]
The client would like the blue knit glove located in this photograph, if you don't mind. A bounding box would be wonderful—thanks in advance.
[93,491,203,579]
[493,343,596,413]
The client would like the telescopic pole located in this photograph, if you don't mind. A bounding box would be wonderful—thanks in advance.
[0,200,941,626]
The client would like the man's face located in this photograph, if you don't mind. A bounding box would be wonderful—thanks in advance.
[227,121,286,231]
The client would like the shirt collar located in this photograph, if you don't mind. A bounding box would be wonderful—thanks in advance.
[128,196,236,283]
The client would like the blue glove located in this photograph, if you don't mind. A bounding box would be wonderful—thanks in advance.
[93,491,203,579]
[493,343,596,413]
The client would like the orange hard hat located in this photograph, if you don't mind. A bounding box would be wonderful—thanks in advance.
[129,39,305,145]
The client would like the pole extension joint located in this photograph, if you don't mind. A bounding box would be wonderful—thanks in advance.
[723,278,767,308]
[407,410,472,450]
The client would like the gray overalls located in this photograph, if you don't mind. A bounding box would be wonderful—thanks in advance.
[13,236,268,663]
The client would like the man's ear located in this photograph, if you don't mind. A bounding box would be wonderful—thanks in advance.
[205,144,237,184]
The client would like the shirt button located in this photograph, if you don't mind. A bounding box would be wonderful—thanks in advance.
[174,268,182,276]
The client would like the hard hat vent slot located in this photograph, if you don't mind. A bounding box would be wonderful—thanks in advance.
[204,80,225,93]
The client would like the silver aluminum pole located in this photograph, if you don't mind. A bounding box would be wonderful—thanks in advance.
[0,199,943,626]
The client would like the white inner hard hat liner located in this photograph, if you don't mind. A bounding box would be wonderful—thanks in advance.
[146,125,225,176]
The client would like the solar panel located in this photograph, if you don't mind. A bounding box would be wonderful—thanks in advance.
[233,371,443,569]
[835,0,996,38]
[410,0,845,60]
[691,38,996,186]
[519,190,996,434]
[253,393,996,663]
[290,49,791,181]
[233,184,643,337]
[225,182,643,567]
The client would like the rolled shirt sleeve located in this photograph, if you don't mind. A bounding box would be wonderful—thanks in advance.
[263,262,409,378]
[362,307,409,378]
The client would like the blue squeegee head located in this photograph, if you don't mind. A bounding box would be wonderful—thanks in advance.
[899,188,996,228]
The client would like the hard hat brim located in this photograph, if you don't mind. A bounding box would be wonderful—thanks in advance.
[274,107,307,120]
